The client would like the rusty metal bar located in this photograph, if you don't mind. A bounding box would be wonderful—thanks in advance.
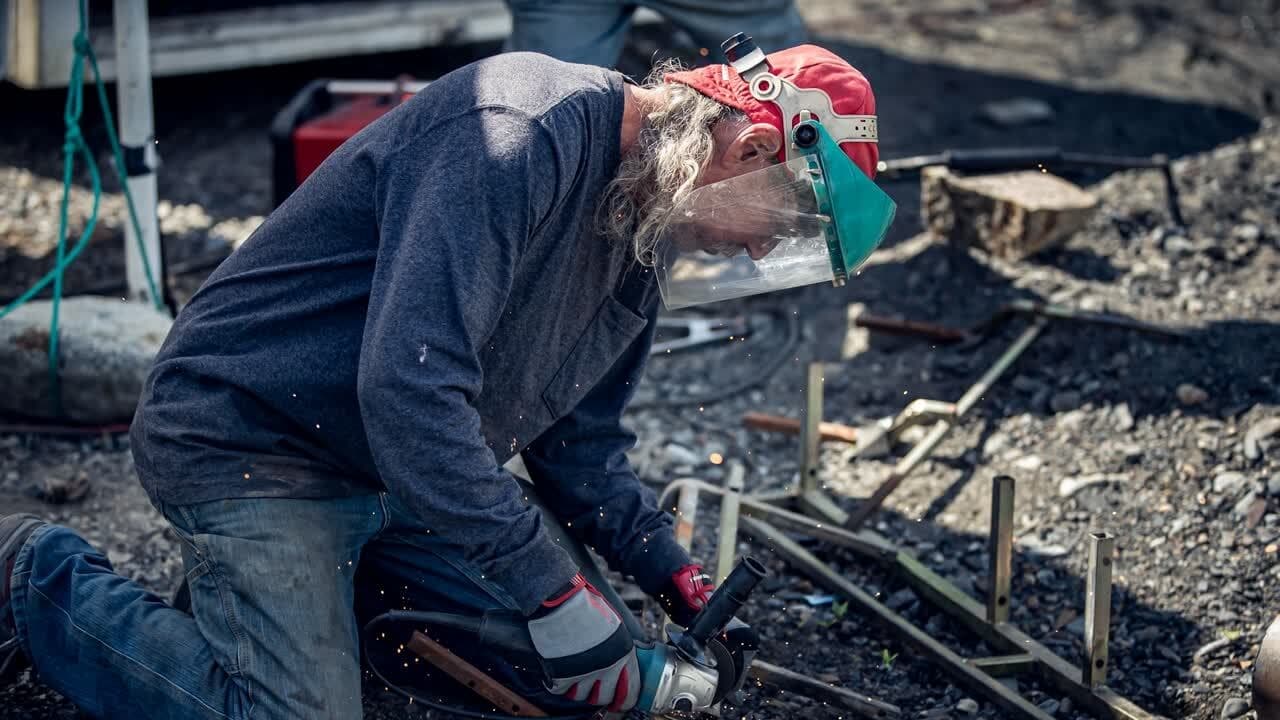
[855,313,968,343]
[740,517,1055,720]
[968,654,1036,678]
[716,463,745,585]
[742,412,859,445]
[749,660,902,719]
[988,475,1015,624]
[844,318,1047,531]
[408,631,548,717]
[1084,532,1115,688]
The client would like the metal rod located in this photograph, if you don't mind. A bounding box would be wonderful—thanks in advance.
[956,317,1047,415]
[968,654,1036,678]
[855,314,968,343]
[844,318,1047,531]
[988,475,1015,624]
[407,631,548,717]
[800,362,824,495]
[740,517,1055,720]
[1084,532,1115,688]
[716,463,744,585]
[659,478,897,563]
[675,484,699,553]
[667,483,702,635]
[742,412,858,445]
[1002,300,1188,340]
[749,661,901,719]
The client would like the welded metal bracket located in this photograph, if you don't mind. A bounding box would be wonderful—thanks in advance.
[688,473,1163,720]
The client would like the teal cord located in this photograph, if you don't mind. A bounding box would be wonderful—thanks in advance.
[0,0,164,417]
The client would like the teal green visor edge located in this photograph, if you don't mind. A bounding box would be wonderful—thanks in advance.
[794,119,897,285]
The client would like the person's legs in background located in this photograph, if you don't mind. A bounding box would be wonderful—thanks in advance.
[3,494,383,720]
[504,0,808,72]
[503,0,636,67]
[644,0,808,58]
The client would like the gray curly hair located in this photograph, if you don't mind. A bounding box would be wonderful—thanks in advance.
[598,61,747,265]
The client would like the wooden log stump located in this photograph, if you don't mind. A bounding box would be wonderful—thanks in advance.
[921,166,1099,260]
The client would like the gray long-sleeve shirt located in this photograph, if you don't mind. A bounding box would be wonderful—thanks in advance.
[129,53,688,614]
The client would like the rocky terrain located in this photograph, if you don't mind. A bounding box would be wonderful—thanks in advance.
[3,2,1279,719]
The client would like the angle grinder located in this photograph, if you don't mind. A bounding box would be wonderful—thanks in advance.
[365,556,768,718]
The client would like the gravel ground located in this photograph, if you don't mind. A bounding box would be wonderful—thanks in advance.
[3,2,1279,719]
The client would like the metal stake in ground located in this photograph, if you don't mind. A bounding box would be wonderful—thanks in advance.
[796,361,849,524]
[1084,532,1116,688]
[988,475,1015,624]
[716,462,745,585]
[662,477,1160,719]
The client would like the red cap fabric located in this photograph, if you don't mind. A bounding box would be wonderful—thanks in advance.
[664,45,878,179]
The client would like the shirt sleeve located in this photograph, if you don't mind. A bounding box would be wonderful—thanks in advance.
[520,288,693,598]
[357,108,579,615]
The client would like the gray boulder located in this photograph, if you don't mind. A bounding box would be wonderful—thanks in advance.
[0,296,171,422]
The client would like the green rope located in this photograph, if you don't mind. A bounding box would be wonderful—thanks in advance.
[0,0,165,417]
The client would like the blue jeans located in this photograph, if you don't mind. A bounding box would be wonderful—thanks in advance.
[8,492,584,719]
[504,0,808,68]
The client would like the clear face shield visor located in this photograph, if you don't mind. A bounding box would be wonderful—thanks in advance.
[653,119,897,310]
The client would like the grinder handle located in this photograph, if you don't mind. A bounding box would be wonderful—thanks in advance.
[680,556,767,656]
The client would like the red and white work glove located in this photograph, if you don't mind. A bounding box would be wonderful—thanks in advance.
[526,573,640,711]
[658,564,759,695]
[658,563,715,627]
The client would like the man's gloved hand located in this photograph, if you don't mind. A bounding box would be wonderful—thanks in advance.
[527,573,639,711]
[657,563,714,627]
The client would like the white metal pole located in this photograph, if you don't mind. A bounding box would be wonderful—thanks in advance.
[112,0,165,310]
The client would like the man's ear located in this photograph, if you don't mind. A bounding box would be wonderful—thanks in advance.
[729,123,784,167]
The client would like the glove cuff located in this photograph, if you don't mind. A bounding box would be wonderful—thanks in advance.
[537,573,588,612]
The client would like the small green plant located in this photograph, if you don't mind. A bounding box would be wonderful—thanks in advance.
[818,599,849,628]
[1221,628,1242,641]
[880,648,899,670]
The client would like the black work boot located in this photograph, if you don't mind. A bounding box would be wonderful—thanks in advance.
[0,514,46,688]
